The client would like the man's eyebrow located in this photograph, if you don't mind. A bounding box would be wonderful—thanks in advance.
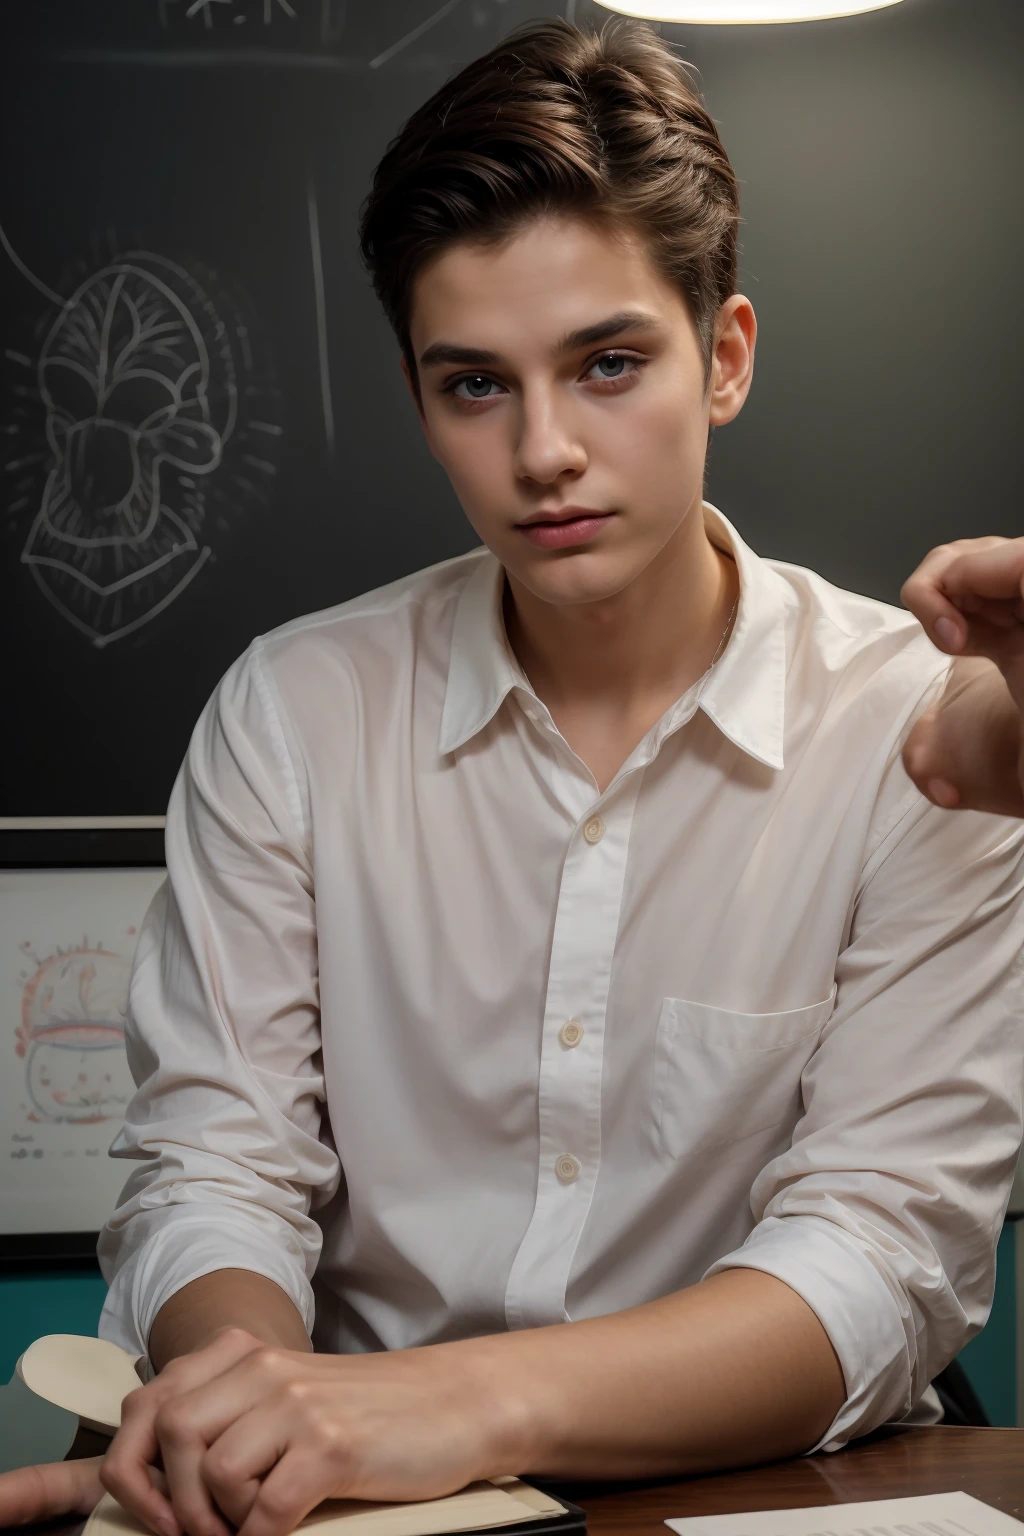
[417,310,661,370]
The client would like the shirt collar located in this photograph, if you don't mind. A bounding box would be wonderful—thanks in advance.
[438,502,789,771]
[698,503,788,771]
[439,549,527,756]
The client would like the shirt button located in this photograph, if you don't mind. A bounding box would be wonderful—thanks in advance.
[559,1019,584,1048]
[555,1154,581,1183]
[583,815,605,845]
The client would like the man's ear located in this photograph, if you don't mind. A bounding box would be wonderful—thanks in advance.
[400,355,440,464]
[707,294,756,431]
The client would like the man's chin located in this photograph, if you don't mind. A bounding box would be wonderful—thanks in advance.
[515,572,635,610]
[500,544,643,608]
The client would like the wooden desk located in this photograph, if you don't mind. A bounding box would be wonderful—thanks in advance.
[569,1427,1024,1532]
[32,1426,1024,1536]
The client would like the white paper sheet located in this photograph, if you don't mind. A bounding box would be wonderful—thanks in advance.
[665,1490,1024,1535]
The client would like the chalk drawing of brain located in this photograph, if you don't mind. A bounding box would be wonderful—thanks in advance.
[40,261,230,539]
[15,943,136,1124]
[4,241,281,647]
[19,253,240,645]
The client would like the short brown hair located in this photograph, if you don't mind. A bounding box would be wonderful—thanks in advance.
[359,17,740,394]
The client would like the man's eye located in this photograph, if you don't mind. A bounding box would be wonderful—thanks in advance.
[452,375,498,401]
[586,353,649,386]
[591,353,628,379]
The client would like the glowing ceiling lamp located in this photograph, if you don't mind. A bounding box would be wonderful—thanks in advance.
[593,0,906,22]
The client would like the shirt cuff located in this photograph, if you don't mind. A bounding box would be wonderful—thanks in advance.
[97,1206,316,1375]
[702,1212,913,1452]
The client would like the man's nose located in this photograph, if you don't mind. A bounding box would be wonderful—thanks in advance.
[512,389,588,486]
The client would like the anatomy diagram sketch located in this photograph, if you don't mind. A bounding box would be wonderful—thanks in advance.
[3,229,281,647]
[2,867,166,1235]
[15,940,137,1127]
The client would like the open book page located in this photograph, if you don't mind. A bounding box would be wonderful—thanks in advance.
[83,1479,563,1536]
[666,1490,1024,1535]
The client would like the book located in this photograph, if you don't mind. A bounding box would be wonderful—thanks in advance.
[83,1476,566,1536]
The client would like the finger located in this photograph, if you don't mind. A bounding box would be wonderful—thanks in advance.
[902,541,1024,658]
[166,1345,310,1536]
[903,710,953,807]
[902,661,1024,817]
[951,597,1024,630]
[926,777,961,809]
[901,545,972,653]
[201,1405,292,1530]
[154,1397,235,1536]
[101,1389,178,1536]
[102,1330,265,1536]
[153,1346,296,1536]
[0,1455,105,1527]
[236,1445,343,1536]
[939,538,1024,607]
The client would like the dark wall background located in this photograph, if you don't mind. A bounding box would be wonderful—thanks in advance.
[1,0,1020,816]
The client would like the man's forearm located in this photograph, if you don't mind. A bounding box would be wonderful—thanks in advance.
[147,1266,844,1477]
[467,1267,846,1479]
[148,1269,312,1373]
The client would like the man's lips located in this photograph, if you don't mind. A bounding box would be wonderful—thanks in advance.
[515,510,615,550]
[516,506,611,527]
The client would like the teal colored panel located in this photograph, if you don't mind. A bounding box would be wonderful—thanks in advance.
[0,1373,80,1474]
[958,1222,1017,1427]
[0,1271,109,1385]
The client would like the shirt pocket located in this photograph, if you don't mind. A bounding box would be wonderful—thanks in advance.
[651,984,838,1161]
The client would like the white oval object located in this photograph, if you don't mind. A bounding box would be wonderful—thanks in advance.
[594,0,905,22]
[16,1334,144,1434]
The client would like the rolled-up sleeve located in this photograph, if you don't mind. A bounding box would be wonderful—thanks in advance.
[704,752,1024,1452]
[97,640,340,1367]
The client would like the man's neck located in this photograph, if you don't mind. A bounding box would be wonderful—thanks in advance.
[502,505,739,719]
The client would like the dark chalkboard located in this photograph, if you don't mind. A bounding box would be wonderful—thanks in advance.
[1,0,1020,817]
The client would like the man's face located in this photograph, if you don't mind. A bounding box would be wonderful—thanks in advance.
[406,215,752,609]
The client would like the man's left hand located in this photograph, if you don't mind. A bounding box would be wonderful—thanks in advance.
[99,1328,521,1536]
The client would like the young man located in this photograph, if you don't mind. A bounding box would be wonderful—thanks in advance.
[2,20,1022,1536]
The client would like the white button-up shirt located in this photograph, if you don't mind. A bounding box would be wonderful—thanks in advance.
[98,504,1024,1454]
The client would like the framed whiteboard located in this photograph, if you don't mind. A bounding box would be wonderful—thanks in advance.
[0,832,165,1267]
